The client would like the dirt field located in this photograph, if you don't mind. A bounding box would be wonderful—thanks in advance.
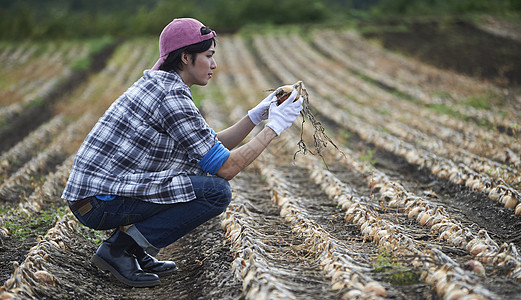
[0,19,520,299]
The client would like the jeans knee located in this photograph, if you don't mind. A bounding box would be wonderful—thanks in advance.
[205,177,231,209]
[190,175,232,209]
[215,178,232,208]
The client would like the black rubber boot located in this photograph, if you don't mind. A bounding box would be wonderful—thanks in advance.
[130,245,178,276]
[91,230,160,287]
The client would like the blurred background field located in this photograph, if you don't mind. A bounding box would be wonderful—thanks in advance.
[1,1,521,299]
[2,0,521,88]
[1,0,520,40]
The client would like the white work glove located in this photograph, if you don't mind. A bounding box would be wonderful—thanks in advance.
[266,89,303,136]
[247,91,277,125]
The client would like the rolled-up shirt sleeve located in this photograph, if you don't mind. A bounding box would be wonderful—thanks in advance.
[196,141,230,174]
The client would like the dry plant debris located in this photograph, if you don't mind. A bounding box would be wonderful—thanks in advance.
[272,81,345,166]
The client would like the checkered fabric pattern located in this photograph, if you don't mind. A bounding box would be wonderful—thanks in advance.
[62,70,218,204]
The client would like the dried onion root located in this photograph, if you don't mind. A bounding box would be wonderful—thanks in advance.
[272,81,344,167]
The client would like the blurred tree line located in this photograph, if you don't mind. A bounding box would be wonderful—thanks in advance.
[0,0,519,40]
[0,0,340,40]
[371,0,521,17]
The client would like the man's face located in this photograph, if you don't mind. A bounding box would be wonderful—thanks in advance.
[182,44,217,87]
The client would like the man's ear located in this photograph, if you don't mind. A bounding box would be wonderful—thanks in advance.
[181,52,191,65]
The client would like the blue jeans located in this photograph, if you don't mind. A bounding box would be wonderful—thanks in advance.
[70,176,232,255]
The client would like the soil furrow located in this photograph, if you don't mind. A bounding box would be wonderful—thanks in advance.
[252,33,521,218]
[224,171,340,299]
[245,31,521,295]
[274,33,520,172]
[1,26,520,299]
[0,42,116,152]
[315,30,520,153]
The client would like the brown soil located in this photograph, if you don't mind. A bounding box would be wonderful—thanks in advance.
[0,43,117,153]
[2,17,521,299]
[361,18,521,88]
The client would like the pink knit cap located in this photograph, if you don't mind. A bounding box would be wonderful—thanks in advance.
[152,18,216,70]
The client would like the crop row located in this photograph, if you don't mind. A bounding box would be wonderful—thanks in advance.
[312,30,519,133]
[205,68,346,299]
[311,31,520,162]
[0,30,519,299]
[0,42,89,122]
[217,32,521,297]
[212,35,503,298]
[0,39,157,298]
[251,32,520,216]
[274,33,520,170]
[301,33,520,171]
[268,123,497,299]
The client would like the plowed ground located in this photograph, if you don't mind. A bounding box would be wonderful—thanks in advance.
[1,20,520,299]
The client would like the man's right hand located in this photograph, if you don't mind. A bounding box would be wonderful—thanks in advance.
[265,89,303,136]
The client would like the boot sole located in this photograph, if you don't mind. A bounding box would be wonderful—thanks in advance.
[91,254,160,287]
[149,266,179,276]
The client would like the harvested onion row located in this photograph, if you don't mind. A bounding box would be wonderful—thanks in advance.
[219,37,263,107]
[304,159,497,299]
[0,40,165,299]
[314,92,521,215]
[272,32,520,183]
[313,30,518,136]
[215,36,262,125]
[2,43,37,72]
[313,155,521,279]
[256,116,493,299]
[0,76,62,122]
[122,43,157,87]
[0,115,67,177]
[0,43,88,117]
[77,45,141,102]
[256,31,520,217]
[219,34,500,296]
[257,158,387,299]
[261,33,498,201]
[221,196,301,299]
[265,126,496,299]
[14,45,37,69]
[230,35,272,92]
[18,154,75,214]
[285,114,521,284]
[311,141,521,284]
[0,41,147,203]
[272,33,520,172]
[266,103,507,296]
[0,214,78,299]
[227,33,510,296]
[16,44,74,97]
[212,49,249,125]
[318,81,520,177]
[0,154,76,239]
[207,58,305,299]
[0,113,95,203]
[0,44,16,63]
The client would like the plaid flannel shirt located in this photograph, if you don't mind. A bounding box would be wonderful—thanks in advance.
[62,70,219,204]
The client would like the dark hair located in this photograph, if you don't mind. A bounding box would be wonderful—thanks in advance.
[159,38,216,73]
